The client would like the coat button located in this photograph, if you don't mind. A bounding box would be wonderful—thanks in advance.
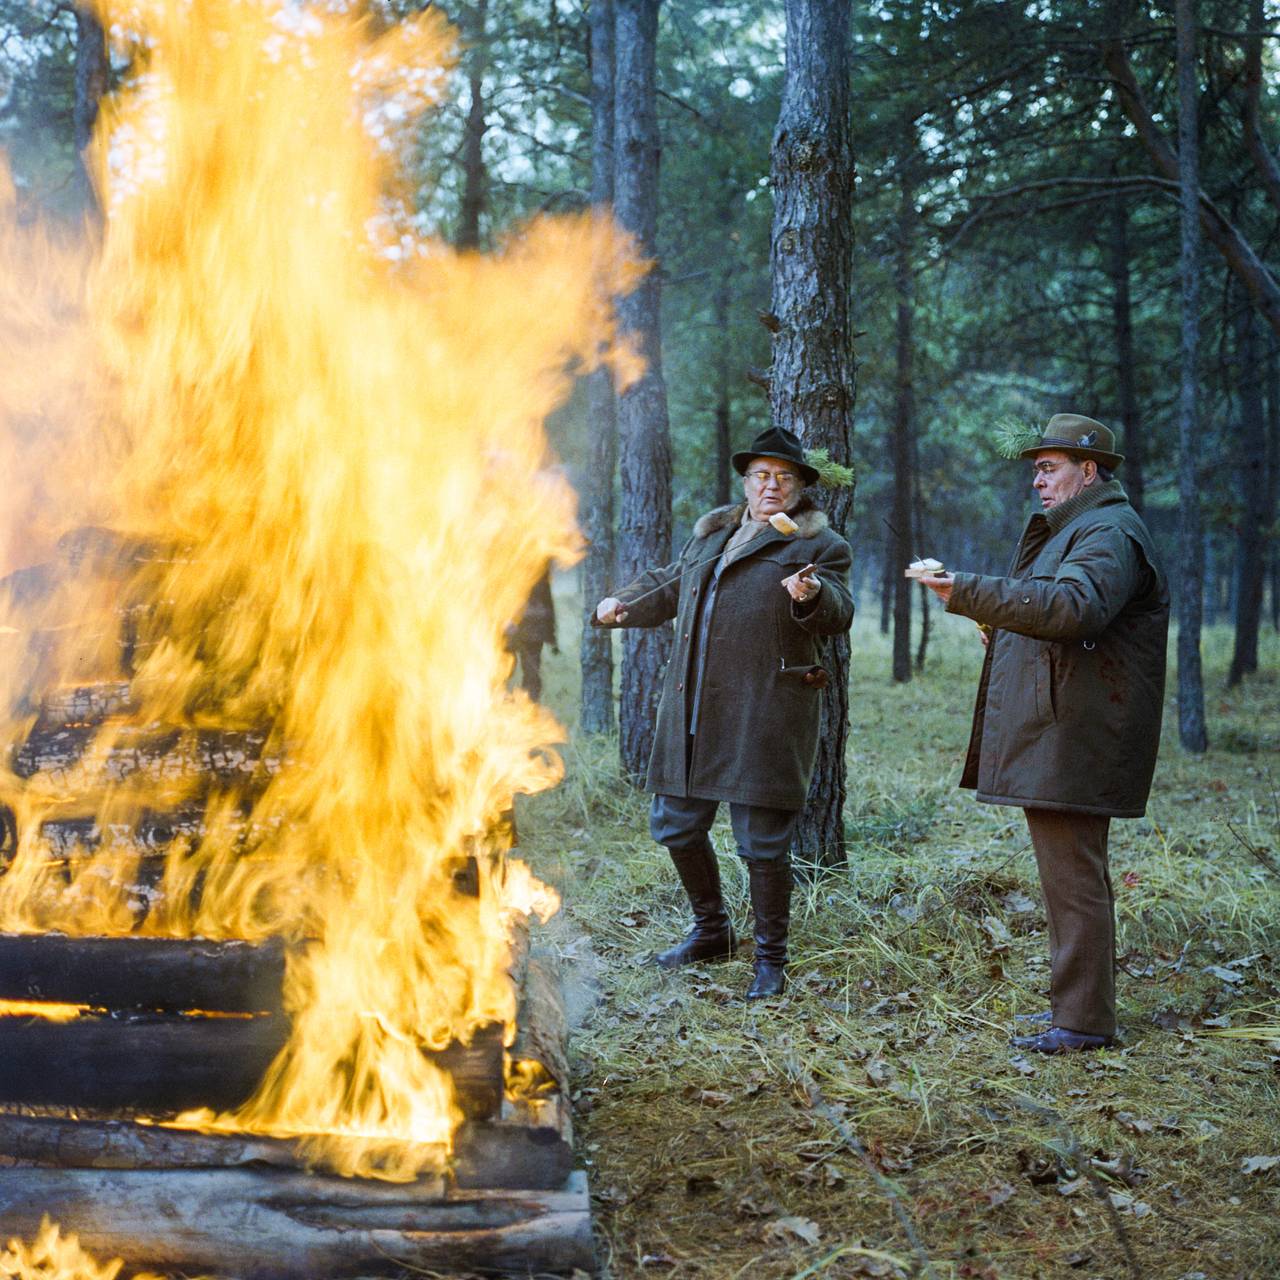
[677,681,684,690]
[1021,595,1030,604]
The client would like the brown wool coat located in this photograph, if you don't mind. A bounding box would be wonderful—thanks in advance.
[600,498,854,810]
[946,482,1169,819]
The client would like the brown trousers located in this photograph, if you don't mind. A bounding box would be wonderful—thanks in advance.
[1024,808,1115,1037]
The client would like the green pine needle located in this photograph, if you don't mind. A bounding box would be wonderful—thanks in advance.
[806,447,856,489]
[992,418,1042,460]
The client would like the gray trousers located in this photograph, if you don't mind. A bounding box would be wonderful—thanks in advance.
[1024,807,1115,1038]
[650,793,798,863]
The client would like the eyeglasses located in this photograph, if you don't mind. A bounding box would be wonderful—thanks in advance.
[745,468,801,489]
[1031,460,1077,477]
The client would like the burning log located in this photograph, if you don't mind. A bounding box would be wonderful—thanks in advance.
[0,932,286,1013]
[0,1012,505,1118]
[0,1167,594,1277]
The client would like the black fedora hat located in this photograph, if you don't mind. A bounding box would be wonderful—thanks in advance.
[730,427,820,486]
[1016,414,1124,470]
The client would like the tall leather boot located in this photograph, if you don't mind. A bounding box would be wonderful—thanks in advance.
[654,842,736,970]
[745,856,791,999]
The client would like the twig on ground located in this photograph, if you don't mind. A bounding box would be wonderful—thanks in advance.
[779,1056,941,1280]
[1007,1094,1143,1280]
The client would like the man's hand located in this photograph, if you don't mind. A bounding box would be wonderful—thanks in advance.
[782,564,821,605]
[595,596,629,625]
[919,571,954,606]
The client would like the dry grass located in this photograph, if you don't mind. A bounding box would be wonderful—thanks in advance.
[517,601,1280,1280]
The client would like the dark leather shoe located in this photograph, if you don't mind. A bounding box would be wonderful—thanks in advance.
[746,959,786,999]
[1011,1026,1114,1054]
[1014,1009,1052,1025]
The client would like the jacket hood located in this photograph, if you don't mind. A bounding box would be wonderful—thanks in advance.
[692,495,829,540]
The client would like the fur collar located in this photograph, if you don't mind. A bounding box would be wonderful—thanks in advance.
[692,494,828,540]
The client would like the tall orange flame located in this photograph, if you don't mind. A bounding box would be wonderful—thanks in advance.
[0,0,640,1179]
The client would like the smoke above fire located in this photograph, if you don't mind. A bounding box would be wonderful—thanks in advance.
[0,0,640,1179]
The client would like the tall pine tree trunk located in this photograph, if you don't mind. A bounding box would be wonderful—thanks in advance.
[614,0,673,782]
[457,0,489,250]
[1267,330,1280,631]
[712,198,734,508]
[769,0,854,867]
[1107,194,1144,512]
[74,3,109,218]
[1175,0,1208,751]
[1229,296,1267,684]
[579,0,618,736]
[890,174,915,684]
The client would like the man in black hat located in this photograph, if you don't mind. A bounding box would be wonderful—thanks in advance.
[920,414,1169,1052]
[593,427,853,999]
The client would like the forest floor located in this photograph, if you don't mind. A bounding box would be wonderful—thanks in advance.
[516,595,1280,1280]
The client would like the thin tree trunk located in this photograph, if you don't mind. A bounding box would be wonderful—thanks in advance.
[1267,330,1280,631]
[890,175,915,684]
[879,536,892,635]
[713,197,734,507]
[1107,194,1144,511]
[769,0,854,868]
[913,452,930,672]
[1243,0,1280,216]
[614,0,673,782]
[1229,295,1266,685]
[1175,0,1208,751]
[457,0,489,250]
[74,3,108,218]
[579,0,618,736]
[1104,36,1280,340]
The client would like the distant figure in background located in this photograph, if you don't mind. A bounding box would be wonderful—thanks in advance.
[591,427,853,1000]
[510,568,557,701]
[921,414,1169,1054]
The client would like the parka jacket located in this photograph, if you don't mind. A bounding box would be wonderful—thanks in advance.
[946,481,1169,818]
[600,497,853,810]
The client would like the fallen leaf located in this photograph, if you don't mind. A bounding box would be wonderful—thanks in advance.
[1008,1053,1037,1077]
[1057,1176,1087,1197]
[1115,1111,1155,1135]
[1001,889,1038,914]
[1241,1155,1280,1175]
[865,1057,895,1087]
[982,914,1013,950]
[986,1181,1016,1207]
[639,1253,677,1267]
[698,1089,733,1107]
[761,1215,822,1246]
[1203,964,1246,984]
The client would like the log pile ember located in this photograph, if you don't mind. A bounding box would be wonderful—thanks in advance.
[0,0,640,1271]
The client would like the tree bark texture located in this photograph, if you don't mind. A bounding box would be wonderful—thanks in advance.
[1268,331,1280,632]
[1229,296,1267,685]
[769,0,855,868]
[579,0,618,736]
[457,0,489,250]
[614,0,673,783]
[1174,0,1208,752]
[1103,36,1280,340]
[0,1169,593,1278]
[890,177,915,684]
[74,3,109,216]
[1107,194,1144,512]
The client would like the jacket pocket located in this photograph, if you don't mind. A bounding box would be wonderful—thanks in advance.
[1034,646,1057,722]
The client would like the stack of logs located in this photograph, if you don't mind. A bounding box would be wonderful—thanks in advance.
[0,536,593,1275]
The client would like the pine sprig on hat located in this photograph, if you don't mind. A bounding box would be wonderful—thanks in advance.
[993,418,1042,460]
[806,448,856,489]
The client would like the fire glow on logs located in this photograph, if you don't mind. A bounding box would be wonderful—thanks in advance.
[0,0,639,1189]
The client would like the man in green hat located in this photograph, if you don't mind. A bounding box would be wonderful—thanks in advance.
[920,414,1169,1053]
[592,427,853,1000]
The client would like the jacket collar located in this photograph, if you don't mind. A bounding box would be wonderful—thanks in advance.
[692,494,829,540]
[1043,477,1127,535]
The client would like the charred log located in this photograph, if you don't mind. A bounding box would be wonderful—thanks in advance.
[0,932,286,1014]
[0,1167,594,1277]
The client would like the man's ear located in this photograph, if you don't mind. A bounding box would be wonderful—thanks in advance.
[1081,459,1098,486]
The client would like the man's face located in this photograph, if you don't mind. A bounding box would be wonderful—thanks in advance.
[1031,449,1095,510]
[743,457,802,519]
